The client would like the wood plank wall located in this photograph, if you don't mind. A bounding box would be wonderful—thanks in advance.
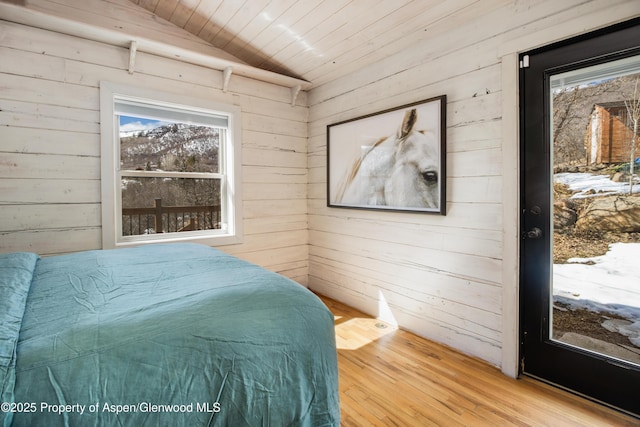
[306,0,640,367]
[2,0,639,373]
[0,18,309,284]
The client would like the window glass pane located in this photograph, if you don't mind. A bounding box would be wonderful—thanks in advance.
[550,54,640,365]
[550,54,640,91]
[115,99,228,128]
[121,177,221,236]
[119,116,220,173]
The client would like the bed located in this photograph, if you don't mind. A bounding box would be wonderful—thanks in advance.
[0,243,340,426]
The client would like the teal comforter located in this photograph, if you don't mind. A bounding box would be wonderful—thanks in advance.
[0,244,339,426]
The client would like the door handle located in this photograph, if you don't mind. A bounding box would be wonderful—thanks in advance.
[525,227,543,239]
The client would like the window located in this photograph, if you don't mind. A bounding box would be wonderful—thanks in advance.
[100,82,242,248]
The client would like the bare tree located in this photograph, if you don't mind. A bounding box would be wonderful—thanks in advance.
[624,77,639,194]
[552,79,623,167]
[553,87,584,165]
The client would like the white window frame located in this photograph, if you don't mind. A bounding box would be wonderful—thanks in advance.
[100,81,243,248]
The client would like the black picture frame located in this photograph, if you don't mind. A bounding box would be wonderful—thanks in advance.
[327,95,446,214]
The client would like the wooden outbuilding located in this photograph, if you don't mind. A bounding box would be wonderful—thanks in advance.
[585,101,636,164]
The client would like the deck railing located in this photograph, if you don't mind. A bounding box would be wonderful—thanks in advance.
[122,198,221,235]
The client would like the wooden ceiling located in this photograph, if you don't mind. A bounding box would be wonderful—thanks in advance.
[128,0,508,88]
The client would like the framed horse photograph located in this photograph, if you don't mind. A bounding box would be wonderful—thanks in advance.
[327,95,446,215]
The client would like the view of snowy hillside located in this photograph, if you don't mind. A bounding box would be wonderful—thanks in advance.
[548,66,640,365]
[120,122,220,173]
[553,172,640,364]
[118,119,222,236]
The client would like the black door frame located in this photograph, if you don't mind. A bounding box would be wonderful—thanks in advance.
[519,18,640,416]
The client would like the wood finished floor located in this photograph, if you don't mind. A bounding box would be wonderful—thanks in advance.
[317,294,639,426]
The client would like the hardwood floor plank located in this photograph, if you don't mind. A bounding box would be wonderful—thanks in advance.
[317,294,639,426]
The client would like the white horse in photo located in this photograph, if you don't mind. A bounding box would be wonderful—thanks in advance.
[336,108,440,209]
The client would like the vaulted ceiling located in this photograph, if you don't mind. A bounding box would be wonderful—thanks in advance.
[128,0,509,88]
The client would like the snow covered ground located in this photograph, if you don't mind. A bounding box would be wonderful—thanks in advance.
[554,242,640,347]
[552,171,640,353]
[555,172,640,198]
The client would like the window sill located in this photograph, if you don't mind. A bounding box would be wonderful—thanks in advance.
[109,231,243,249]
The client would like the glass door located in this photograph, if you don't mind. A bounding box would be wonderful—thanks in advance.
[520,18,640,416]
